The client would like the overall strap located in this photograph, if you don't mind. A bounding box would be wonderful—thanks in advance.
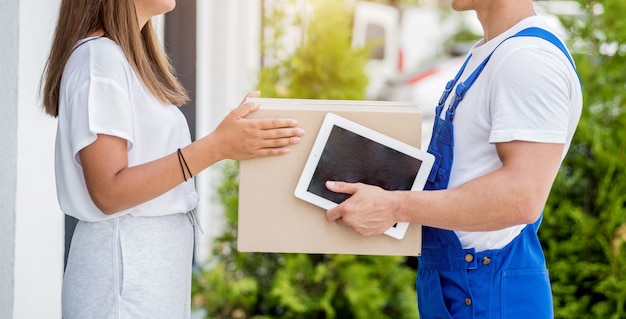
[514,27,578,75]
[438,55,473,108]
[447,27,581,121]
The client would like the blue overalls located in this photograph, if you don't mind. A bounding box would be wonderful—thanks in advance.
[417,28,579,319]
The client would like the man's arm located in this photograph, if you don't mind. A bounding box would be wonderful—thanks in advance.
[325,140,564,236]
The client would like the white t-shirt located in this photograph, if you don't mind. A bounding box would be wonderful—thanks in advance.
[55,37,198,222]
[437,16,582,251]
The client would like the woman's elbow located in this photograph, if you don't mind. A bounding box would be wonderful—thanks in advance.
[93,199,120,215]
[87,189,122,215]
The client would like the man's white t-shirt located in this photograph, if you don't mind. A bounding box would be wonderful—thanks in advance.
[437,16,583,251]
[55,37,198,222]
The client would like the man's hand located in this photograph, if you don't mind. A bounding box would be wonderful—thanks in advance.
[325,181,401,236]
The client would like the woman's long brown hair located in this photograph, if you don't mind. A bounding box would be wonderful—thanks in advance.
[41,0,189,117]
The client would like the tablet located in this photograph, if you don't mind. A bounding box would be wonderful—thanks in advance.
[294,112,435,240]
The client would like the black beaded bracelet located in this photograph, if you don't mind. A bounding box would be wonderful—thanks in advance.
[177,148,192,182]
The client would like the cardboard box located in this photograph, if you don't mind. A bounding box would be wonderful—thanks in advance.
[238,98,423,256]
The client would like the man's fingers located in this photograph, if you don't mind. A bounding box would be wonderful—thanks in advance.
[325,182,360,222]
[326,207,342,222]
[326,181,359,195]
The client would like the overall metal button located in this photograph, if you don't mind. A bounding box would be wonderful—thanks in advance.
[465,297,472,306]
[464,253,474,263]
[482,256,491,265]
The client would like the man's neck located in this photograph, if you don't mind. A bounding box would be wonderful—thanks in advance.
[476,0,536,42]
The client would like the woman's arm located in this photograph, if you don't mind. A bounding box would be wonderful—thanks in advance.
[80,93,304,215]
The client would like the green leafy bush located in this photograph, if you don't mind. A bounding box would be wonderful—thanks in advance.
[192,160,419,318]
[256,0,370,99]
[541,0,626,318]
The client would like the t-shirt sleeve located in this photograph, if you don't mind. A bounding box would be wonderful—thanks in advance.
[488,44,575,144]
[67,43,135,164]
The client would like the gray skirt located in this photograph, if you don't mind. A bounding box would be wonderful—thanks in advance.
[62,212,195,319]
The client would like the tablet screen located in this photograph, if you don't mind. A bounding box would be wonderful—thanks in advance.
[307,125,423,204]
[294,112,434,240]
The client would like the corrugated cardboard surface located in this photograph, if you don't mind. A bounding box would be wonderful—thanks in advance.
[238,98,423,256]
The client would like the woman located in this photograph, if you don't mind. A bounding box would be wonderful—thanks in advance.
[40,0,304,317]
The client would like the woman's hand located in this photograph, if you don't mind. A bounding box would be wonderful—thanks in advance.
[209,92,305,160]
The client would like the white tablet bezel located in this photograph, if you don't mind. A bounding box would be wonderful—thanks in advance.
[294,112,435,240]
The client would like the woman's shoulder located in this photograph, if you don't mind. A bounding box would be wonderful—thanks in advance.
[66,37,133,82]
[75,37,128,63]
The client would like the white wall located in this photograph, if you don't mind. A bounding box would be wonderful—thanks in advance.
[14,0,65,317]
[0,0,19,317]
[0,0,64,318]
